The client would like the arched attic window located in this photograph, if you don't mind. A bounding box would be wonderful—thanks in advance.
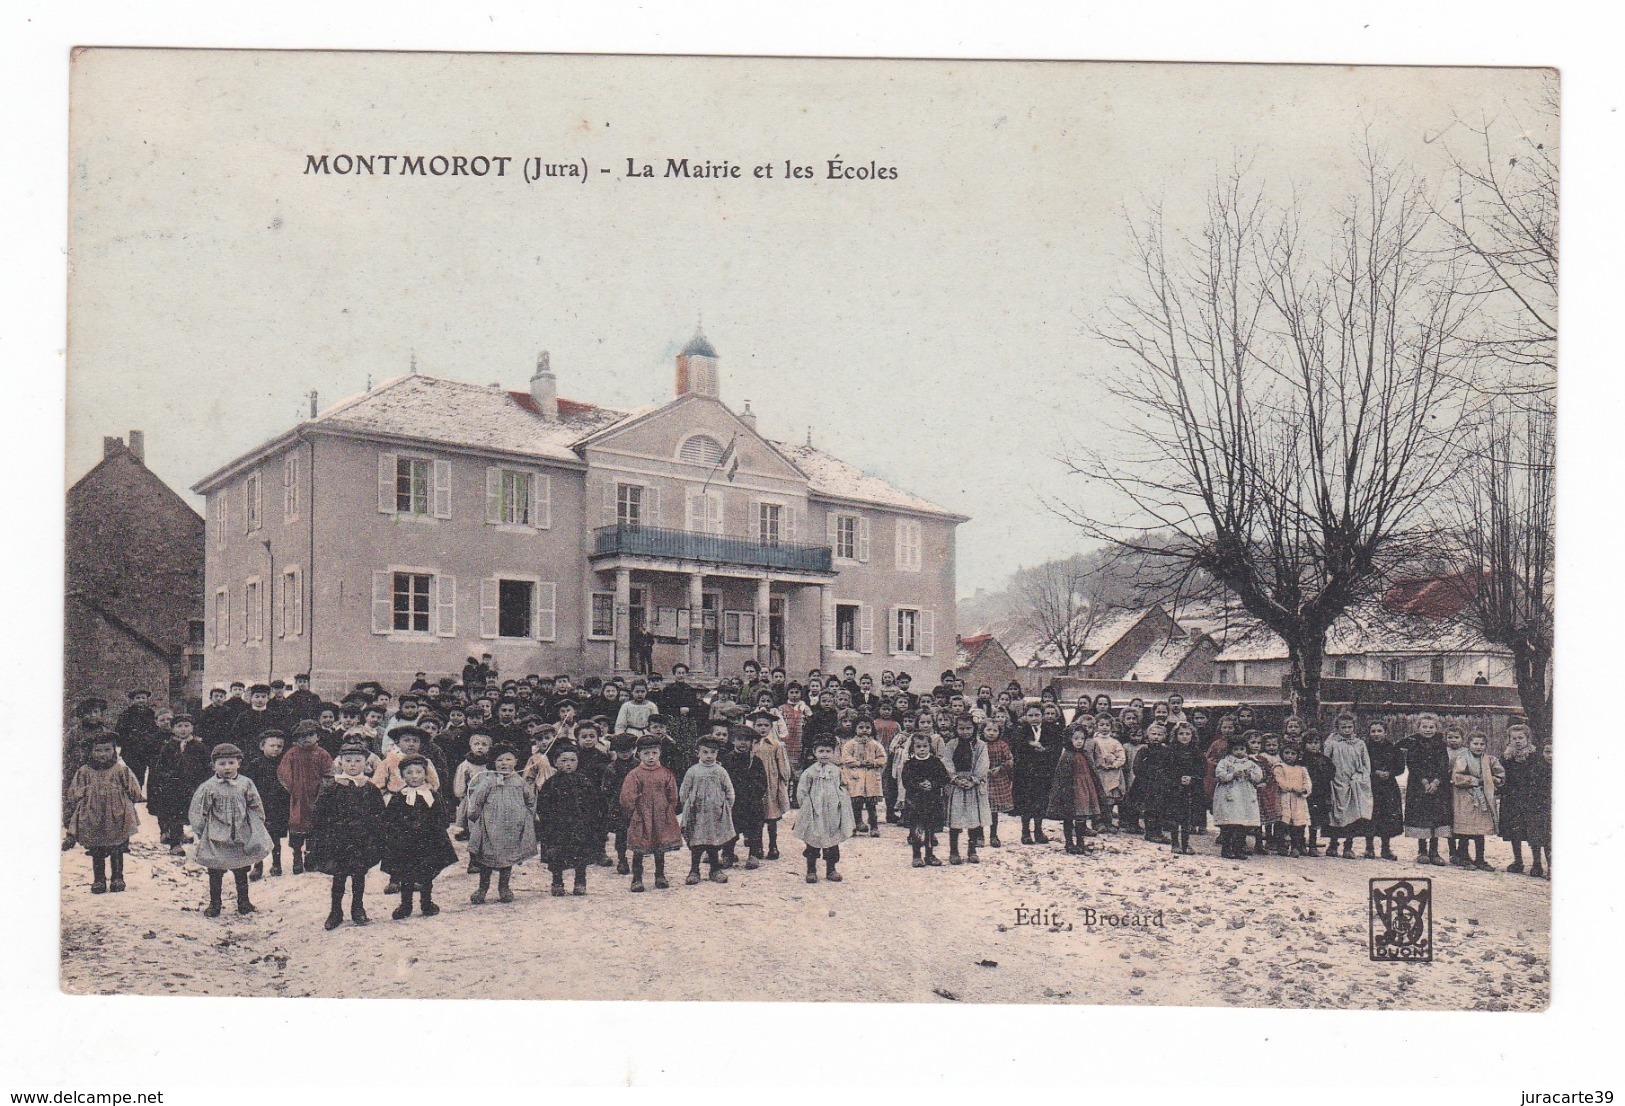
[679,434,726,466]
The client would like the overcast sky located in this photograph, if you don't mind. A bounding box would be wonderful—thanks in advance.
[66,51,1548,596]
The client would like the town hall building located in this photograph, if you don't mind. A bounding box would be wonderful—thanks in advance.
[194,332,966,697]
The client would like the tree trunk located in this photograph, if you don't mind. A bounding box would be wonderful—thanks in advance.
[1510,642,1553,746]
[1285,633,1327,724]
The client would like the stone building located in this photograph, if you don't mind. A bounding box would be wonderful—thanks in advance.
[66,432,206,709]
[193,332,966,697]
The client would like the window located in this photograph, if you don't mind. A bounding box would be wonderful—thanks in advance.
[214,588,230,649]
[370,569,455,636]
[890,607,934,656]
[479,577,556,641]
[617,483,643,528]
[1330,657,1349,678]
[723,610,758,646]
[244,471,262,532]
[685,487,723,535]
[679,434,726,466]
[759,502,782,546]
[244,578,263,644]
[378,453,451,518]
[590,593,615,639]
[895,519,922,571]
[280,566,303,637]
[485,468,550,528]
[187,618,205,647]
[1430,656,1447,684]
[830,513,870,562]
[283,453,299,523]
[211,492,227,548]
[1216,665,1231,685]
[1383,658,1408,683]
[499,580,534,638]
[835,604,858,651]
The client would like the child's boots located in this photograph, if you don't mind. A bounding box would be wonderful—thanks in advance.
[804,856,819,884]
[550,871,568,897]
[497,868,515,904]
[572,867,587,896]
[825,857,842,882]
[630,855,646,893]
[420,885,440,916]
[393,888,415,920]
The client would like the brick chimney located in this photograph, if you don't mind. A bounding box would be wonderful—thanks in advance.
[103,435,123,459]
[739,400,757,433]
[127,430,145,463]
[530,351,559,419]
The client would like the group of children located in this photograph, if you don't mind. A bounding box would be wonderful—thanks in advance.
[61,668,1554,927]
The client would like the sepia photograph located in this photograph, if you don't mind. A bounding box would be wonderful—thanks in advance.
[58,49,1557,1014]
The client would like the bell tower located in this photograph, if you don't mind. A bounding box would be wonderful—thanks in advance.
[675,326,719,398]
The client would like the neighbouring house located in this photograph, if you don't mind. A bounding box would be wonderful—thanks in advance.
[1211,577,1515,689]
[956,632,1025,693]
[66,432,207,710]
[193,332,967,698]
[966,605,1221,685]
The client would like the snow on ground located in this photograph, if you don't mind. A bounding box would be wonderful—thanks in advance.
[60,819,1549,1009]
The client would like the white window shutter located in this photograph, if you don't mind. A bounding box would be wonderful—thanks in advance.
[687,489,703,533]
[371,571,392,634]
[485,467,501,524]
[254,582,264,642]
[537,582,557,642]
[604,480,618,527]
[436,574,457,636]
[826,512,837,546]
[786,507,800,542]
[378,453,397,513]
[858,516,871,562]
[243,480,251,533]
[750,498,762,541]
[432,460,452,518]
[647,484,661,528]
[275,575,285,639]
[859,603,874,654]
[531,473,548,529]
[920,609,936,657]
[253,473,263,530]
[888,607,899,655]
[293,568,303,636]
[895,521,904,567]
[480,578,499,639]
[707,491,724,535]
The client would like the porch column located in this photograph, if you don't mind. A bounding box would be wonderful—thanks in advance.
[819,583,834,674]
[614,567,632,674]
[685,571,704,669]
[755,576,772,668]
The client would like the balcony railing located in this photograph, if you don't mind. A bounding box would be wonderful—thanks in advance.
[592,524,834,573]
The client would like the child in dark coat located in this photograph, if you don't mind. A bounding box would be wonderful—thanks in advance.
[1162,721,1207,854]
[601,733,639,874]
[243,730,291,880]
[278,720,334,874]
[64,734,144,894]
[901,732,951,867]
[1302,731,1334,857]
[719,725,770,870]
[307,741,386,929]
[537,746,604,896]
[1128,720,1176,844]
[380,754,457,919]
[1498,724,1551,878]
[148,714,211,855]
[1047,727,1106,854]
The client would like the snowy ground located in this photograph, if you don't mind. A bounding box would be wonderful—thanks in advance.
[60,818,1549,1009]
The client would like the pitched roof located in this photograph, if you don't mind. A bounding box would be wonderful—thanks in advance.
[1381,572,1481,620]
[772,441,965,518]
[1213,617,1507,662]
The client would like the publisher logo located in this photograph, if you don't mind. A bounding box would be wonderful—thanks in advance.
[1369,877,1433,962]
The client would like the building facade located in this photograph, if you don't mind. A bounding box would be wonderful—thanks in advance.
[194,333,966,698]
[67,432,206,710]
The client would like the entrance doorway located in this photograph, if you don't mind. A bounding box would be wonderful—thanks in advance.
[769,595,787,671]
[701,592,720,677]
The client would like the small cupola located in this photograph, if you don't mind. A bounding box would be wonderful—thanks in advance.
[675,326,719,398]
[530,350,559,419]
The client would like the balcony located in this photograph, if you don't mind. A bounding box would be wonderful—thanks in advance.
[592,524,834,574]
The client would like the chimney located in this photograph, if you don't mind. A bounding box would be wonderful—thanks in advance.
[529,350,559,420]
[739,400,757,433]
[127,430,145,463]
[308,390,319,419]
[103,435,123,459]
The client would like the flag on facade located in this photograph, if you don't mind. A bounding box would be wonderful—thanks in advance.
[719,435,738,482]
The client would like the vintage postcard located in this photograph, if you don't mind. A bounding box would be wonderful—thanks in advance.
[62,49,1554,1009]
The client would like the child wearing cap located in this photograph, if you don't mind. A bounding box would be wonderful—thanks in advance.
[794,735,856,883]
[64,733,144,894]
[719,725,770,870]
[278,721,334,874]
[680,729,737,884]
[465,744,538,904]
[618,735,683,892]
[243,730,291,879]
[188,744,274,917]
[308,741,387,928]
[380,754,457,919]
[601,732,639,874]
[148,713,211,855]
[536,746,602,896]
[371,727,443,794]
[749,710,792,861]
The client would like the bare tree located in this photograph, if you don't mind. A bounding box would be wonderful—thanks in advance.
[1061,155,1476,718]
[1015,559,1119,675]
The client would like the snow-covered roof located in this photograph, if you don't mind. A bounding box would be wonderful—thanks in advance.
[771,441,965,519]
[1121,635,1205,681]
[1214,617,1508,662]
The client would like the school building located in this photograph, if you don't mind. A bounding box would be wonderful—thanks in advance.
[193,331,966,698]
